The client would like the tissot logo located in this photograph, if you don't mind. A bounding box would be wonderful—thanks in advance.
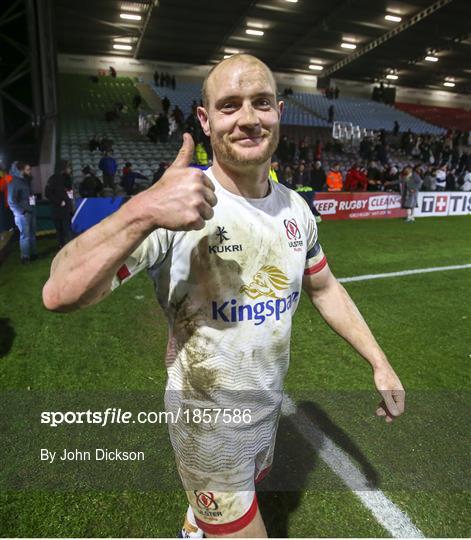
[208,226,243,254]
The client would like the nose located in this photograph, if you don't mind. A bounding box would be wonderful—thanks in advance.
[238,102,260,129]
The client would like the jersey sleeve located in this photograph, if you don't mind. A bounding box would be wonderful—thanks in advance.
[111,228,174,290]
[302,200,328,276]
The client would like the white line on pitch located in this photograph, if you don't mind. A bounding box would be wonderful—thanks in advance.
[338,263,471,283]
[281,394,424,538]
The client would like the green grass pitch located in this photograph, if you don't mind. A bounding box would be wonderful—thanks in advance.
[0,215,470,537]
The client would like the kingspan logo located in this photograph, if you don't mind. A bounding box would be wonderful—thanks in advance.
[208,225,243,254]
[211,265,299,326]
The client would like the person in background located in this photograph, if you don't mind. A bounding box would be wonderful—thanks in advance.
[152,162,169,184]
[0,162,14,232]
[445,168,457,191]
[79,166,103,198]
[8,161,37,263]
[45,160,74,249]
[88,135,100,152]
[460,168,471,191]
[120,163,149,196]
[345,163,368,191]
[269,160,280,183]
[328,104,335,123]
[435,164,447,191]
[402,165,423,223]
[280,165,294,189]
[98,150,118,191]
[109,66,117,78]
[162,96,170,115]
[326,162,343,191]
[133,93,142,110]
[195,142,209,167]
[422,165,436,191]
[393,121,400,136]
[311,160,326,191]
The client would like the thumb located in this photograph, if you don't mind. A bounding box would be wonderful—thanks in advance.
[171,133,195,168]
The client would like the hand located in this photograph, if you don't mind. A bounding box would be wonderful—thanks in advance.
[373,363,405,423]
[135,133,217,231]
[60,201,66,207]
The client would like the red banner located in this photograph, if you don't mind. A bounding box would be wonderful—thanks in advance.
[313,192,407,220]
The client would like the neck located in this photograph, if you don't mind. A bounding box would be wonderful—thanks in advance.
[212,157,271,198]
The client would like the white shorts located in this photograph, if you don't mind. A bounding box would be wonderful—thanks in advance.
[177,445,274,535]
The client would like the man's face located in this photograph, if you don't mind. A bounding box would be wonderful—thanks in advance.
[23,165,32,176]
[198,59,283,168]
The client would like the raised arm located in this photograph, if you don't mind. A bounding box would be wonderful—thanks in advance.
[42,134,217,312]
[302,263,405,422]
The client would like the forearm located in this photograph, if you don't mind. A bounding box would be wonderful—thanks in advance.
[309,277,389,370]
[43,195,152,312]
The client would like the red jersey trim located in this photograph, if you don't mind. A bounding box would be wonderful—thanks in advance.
[195,494,258,535]
[304,256,328,275]
[116,264,131,282]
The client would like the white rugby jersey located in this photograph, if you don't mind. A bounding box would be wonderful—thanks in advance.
[113,167,327,472]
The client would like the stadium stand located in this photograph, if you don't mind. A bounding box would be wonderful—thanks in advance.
[59,74,181,188]
[150,81,201,117]
[395,102,471,132]
[291,92,444,134]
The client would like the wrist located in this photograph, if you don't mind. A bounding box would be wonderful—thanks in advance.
[119,192,159,236]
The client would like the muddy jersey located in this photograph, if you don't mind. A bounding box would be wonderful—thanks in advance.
[112,167,327,474]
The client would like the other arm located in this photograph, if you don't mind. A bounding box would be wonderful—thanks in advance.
[303,263,405,422]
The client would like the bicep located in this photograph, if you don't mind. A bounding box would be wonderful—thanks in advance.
[302,262,336,298]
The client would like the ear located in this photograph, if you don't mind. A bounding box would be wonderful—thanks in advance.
[197,106,211,137]
[278,100,284,119]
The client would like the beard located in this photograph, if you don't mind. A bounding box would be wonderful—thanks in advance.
[210,123,280,168]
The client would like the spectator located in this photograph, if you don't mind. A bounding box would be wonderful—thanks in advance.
[152,162,169,184]
[109,66,117,78]
[422,166,436,191]
[446,168,457,191]
[88,135,100,152]
[292,162,307,187]
[345,163,368,192]
[393,121,400,136]
[460,169,471,191]
[171,75,176,90]
[280,165,294,189]
[79,166,103,198]
[435,165,447,191]
[45,160,74,249]
[326,163,343,191]
[334,86,340,99]
[8,161,37,263]
[155,113,169,143]
[403,166,423,223]
[173,106,185,130]
[153,70,159,86]
[195,143,209,166]
[99,136,113,153]
[98,150,118,190]
[162,96,170,115]
[159,72,164,86]
[120,162,148,196]
[133,93,142,110]
[328,104,335,123]
[311,161,326,191]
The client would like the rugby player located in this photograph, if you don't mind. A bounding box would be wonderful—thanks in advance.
[43,54,405,538]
